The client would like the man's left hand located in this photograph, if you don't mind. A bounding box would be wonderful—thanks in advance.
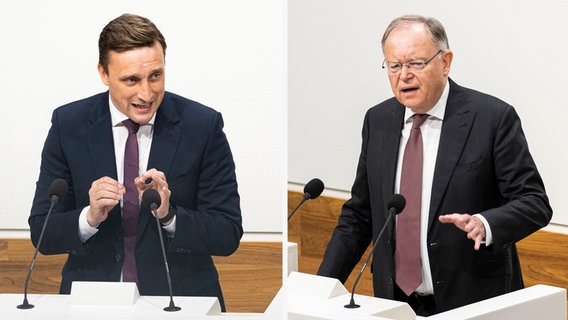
[135,168,172,224]
[439,213,486,250]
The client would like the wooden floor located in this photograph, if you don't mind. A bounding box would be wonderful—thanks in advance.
[288,190,568,312]
[0,239,281,313]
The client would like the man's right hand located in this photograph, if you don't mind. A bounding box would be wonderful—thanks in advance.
[86,176,125,227]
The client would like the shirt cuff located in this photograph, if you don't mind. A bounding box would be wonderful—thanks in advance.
[162,215,176,236]
[473,213,493,246]
[78,206,99,242]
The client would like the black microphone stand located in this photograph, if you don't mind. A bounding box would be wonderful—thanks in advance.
[17,195,59,309]
[345,208,396,309]
[150,203,181,312]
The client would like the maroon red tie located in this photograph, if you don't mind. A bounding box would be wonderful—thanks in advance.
[396,113,429,296]
[122,119,140,284]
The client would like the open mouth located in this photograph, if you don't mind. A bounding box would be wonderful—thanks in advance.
[132,102,151,109]
[401,87,418,93]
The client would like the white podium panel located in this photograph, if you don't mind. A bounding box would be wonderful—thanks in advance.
[1,293,237,319]
[264,283,286,318]
[428,284,566,320]
[69,281,140,306]
[287,242,299,275]
[287,272,416,320]
[285,272,567,320]
[287,270,348,299]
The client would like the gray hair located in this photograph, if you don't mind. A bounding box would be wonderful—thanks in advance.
[381,15,450,53]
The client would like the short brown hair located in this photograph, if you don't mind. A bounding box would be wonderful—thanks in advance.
[98,13,167,74]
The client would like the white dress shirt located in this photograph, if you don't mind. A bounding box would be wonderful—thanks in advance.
[394,80,493,295]
[78,99,176,242]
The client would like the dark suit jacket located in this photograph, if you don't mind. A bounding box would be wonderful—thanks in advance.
[317,79,552,312]
[29,91,242,309]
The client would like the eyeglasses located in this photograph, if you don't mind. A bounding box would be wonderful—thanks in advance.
[382,49,443,74]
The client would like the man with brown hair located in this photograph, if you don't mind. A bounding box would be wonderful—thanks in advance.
[29,14,242,310]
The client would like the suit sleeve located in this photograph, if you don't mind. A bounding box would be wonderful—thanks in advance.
[480,105,552,248]
[28,109,88,255]
[167,112,243,256]
[317,111,374,282]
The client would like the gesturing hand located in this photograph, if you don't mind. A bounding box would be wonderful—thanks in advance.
[439,213,486,250]
[135,168,172,224]
[87,176,125,227]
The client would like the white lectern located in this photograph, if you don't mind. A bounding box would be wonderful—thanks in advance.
[286,272,567,320]
[2,281,270,319]
[286,271,416,320]
[429,284,566,320]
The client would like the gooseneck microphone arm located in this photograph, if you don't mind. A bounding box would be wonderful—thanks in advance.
[345,194,406,309]
[142,189,181,312]
[18,178,68,310]
[287,197,308,221]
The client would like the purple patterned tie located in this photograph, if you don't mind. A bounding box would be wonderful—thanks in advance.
[122,119,140,284]
[396,113,429,296]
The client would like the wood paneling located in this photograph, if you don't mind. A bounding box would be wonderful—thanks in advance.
[0,239,281,313]
[517,230,568,289]
[288,190,568,308]
[213,242,281,312]
[288,191,374,296]
[0,238,64,294]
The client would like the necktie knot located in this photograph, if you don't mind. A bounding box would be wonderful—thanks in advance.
[123,119,140,134]
[412,114,429,129]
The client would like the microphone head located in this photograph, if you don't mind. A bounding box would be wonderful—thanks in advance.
[304,178,324,200]
[388,194,406,214]
[48,179,68,201]
[142,188,162,209]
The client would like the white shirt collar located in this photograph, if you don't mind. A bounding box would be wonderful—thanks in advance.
[108,96,156,127]
[404,79,449,123]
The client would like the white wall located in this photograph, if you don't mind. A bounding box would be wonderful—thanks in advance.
[288,0,568,226]
[0,0,286,233]
[3,1,566,232]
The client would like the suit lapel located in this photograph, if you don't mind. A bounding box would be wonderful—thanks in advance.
[381,103,405,215]
[138,96,182,236]
[86,94,117,180]
[428,82,476,229]
[146,104,181,175]
[84,95,125,236]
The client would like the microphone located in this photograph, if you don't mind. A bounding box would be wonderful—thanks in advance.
[141,189,181,312]
[288,178,325,220]
[18,178,68,310]
[345,194,406,309]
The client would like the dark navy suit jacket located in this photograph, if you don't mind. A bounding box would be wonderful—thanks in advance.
[318,79,552,312]
[29,91,242,309]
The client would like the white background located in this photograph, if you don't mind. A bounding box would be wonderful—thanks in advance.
[0,0,286,233]
[2,1,567,232]
[288,0,568,227]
